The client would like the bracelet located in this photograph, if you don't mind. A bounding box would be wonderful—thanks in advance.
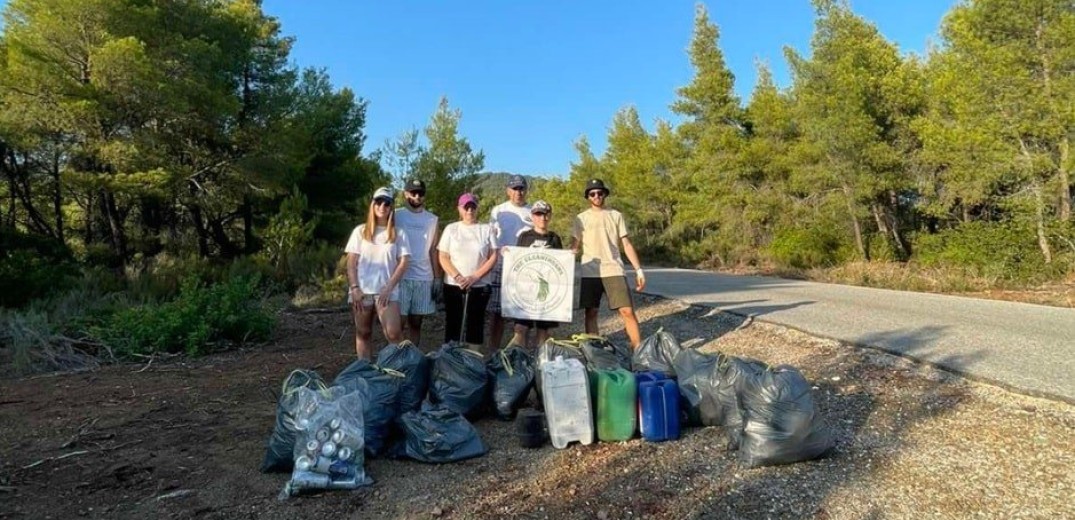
[350,285,359,290]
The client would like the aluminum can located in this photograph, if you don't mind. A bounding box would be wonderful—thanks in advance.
[314,427,331,442]
[320,441,338,458]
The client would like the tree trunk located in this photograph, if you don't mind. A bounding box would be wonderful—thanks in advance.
[1034,182,1052,264]
[242,195,255,254]
[51,153,64,244]
[103,190,127,265]
[844,184,867,261]
[1060,137,1071,220]
[189,203,210,258]
[886,189,910,259]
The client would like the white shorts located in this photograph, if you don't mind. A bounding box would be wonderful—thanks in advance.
[398,279,435,316]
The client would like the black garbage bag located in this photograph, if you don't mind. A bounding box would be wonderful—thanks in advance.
[376,341,430,413]
[574,334,631,371]
[535,338,585,400]
[334,360,404,457]
[260,369,328,473]
[735,365,834,467]
[428,342,489,418]
[392,403,487,463]
[671,348,728,427]
[487,345,536,420]
[716,356,769,449]
[633,328,682,376]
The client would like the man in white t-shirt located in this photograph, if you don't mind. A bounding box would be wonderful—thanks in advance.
[487,174,532,351]
[394,178,440,346]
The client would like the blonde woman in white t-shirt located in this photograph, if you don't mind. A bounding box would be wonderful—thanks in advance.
[345,187,410,359]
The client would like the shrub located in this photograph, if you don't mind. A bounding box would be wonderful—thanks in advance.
[768,226,847,269]
[915,220,1067,283]
[0,230,77,307]
[96,275,277,357]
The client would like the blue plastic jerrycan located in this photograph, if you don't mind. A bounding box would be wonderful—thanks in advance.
[636,371,681,442]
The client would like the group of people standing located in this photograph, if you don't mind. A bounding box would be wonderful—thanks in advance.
[343,175,646,360]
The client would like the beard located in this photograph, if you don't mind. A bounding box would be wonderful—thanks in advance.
[406,198,423,209]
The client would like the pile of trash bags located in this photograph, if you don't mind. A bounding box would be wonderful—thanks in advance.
[261,330,835,497]
[672,344,834,467]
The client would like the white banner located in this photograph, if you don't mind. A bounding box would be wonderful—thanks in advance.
[500,246,575,323]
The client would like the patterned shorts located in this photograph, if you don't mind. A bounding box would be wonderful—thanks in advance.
[398,279,436,316]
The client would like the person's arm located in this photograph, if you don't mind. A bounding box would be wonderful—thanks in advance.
[439,251,465,284]
[467,246,498,289]
[347,252,362,308]
[429,220,442,279]
[570,215,582,255]
[620,236,645,292]
[379,254,410,307]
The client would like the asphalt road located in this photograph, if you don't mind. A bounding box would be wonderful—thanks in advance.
[635,267,1075,403]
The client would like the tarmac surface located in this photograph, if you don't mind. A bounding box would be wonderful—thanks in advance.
[634,267,1075,403]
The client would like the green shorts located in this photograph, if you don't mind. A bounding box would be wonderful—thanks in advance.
[579,276,633,310]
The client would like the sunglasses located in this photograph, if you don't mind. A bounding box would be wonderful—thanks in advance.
[406,191,426,197]
[511,187,527,192]
[462,204,478,211]
[373,199,393,207]
[587,191,607,198]
[532,212,551,218]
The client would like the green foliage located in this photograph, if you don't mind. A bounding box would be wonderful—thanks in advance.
[0,229,77,307]
[260,188,317,270]
[914,221,1068,282]
[96,276,276,357]
[768,225,848,269]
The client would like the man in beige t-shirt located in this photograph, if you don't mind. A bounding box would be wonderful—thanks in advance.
[571,178,646,348]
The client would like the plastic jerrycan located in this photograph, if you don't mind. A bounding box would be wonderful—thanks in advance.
[594,368,637,442]
[541,356,594,449]
[636,371,681,442]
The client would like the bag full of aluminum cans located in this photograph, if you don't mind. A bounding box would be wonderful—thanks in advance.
[279,385,373,499]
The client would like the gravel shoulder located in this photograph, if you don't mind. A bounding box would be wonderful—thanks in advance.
[1,295,1072,519]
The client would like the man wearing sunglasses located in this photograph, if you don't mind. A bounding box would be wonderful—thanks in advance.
[394,178,440,346]
[487,174,533,351]
[571,178,646,348]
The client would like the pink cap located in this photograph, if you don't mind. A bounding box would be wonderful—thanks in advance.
[457,193,479,207]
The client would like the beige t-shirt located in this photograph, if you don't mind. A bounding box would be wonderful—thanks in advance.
[573,208,628,278]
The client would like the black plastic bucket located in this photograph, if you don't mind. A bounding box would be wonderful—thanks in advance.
[515,409,546,448]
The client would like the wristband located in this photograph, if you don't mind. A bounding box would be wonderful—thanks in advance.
[350,285,359,290]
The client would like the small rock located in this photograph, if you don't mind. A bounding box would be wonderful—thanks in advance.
[597,510,609,520]
[830,376,841,382]
[431,506,443,517]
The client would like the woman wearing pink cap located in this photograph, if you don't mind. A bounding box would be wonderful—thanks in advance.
[437,193,498,348]
[344,187,410,359]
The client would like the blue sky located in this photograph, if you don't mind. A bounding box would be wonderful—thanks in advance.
[2,0,957,176]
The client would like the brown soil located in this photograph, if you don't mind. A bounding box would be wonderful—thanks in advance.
[1,295,1072,519]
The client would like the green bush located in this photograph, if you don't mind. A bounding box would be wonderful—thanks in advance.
[96,275,276,357]
[768,226,847,269]
[914,220,1067,283]
[0,230,78,308]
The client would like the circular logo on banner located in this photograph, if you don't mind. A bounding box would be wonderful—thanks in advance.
[506,250,570,318]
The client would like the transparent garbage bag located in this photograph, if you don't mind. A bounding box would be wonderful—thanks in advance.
[279,385,372,499]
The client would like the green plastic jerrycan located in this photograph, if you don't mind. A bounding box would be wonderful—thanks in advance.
[593,368,637,441]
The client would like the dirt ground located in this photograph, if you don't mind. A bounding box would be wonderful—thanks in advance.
[1,295,1072,520]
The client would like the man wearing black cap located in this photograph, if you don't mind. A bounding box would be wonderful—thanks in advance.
[571,178,646,348]
[487,174,533,350]
[394,178,440,346]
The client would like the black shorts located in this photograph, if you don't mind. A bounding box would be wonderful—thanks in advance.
[514,319,558,331]
[579,276,633,310]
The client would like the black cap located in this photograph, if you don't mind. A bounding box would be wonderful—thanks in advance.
[583,178,610,198]
[404,179,426,193]
[507,174,528,190]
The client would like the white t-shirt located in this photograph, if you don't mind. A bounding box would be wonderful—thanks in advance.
[437,222,497,287]
[490,201,533,249]
[344,225,410,295]
[395,208,438,281]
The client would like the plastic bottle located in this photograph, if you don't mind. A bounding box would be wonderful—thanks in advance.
[593,368,637,441]
[636,371,681,442]
[540,356,594,449]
